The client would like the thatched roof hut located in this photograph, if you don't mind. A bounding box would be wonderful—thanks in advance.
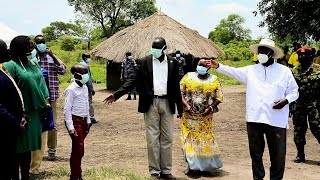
[91,11,223,90]
[91,11,223,62]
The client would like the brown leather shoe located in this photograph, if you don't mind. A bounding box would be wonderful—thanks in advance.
[151,173,160,180]
[160,173,176,180]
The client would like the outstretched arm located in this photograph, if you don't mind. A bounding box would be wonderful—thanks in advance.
[206,60,248,84]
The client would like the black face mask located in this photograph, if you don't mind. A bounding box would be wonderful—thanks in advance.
[0,49,11,63]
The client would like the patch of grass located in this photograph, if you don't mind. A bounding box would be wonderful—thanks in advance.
[44,167,150,180]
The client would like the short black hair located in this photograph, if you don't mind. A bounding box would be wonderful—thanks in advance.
[0,39,7,50]
[176,50,181,54]
[82,53,90,59]
[10,35,31,60]
[35,34,44,40]
[126,52,132,56]
[71,64,87,75]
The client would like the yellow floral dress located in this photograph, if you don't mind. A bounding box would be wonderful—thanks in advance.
[180,72,223,172]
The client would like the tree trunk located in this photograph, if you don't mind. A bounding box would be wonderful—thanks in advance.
[87,41,91,50]
[100,22,108,38]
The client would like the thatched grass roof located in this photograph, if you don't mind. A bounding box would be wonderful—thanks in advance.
[91,11,223,63]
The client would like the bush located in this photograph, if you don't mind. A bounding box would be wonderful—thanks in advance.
[59,35,81,51]
[216,40,259,61]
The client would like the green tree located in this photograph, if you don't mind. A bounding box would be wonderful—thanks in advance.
[59,35,81,51]
[256,0,320,41]
[67,0,157,38]
[208,14,251,44]
[42,21,83,41]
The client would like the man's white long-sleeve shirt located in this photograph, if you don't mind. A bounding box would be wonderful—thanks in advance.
[64,81,91,131]
[216,63,299,128]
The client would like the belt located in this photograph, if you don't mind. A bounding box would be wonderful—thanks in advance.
[72,115,87,120]
[153,95,168,99]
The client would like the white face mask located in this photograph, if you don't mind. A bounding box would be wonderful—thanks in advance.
[258,53,269,64]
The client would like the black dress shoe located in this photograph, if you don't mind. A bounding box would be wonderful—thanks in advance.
[151,173,160,180]
[293,155,305,163]
[160,173,176,180]
[91,118,98,124]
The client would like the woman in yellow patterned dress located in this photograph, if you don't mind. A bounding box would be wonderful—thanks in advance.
[180,59,223,175]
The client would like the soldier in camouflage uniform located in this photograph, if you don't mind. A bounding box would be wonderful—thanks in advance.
[121,52,137,100]
[291,48,320,163]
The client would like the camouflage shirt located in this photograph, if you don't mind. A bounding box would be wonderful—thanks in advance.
[174,57,186,75]
[122,58,136,79]
[292,63,320,106]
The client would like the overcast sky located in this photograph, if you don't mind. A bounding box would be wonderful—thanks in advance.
[0,0,268,39]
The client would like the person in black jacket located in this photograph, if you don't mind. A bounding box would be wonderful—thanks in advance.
[104,37,183,180]
[0,39,26,180]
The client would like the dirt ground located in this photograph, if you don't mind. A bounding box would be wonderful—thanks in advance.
[41,86,319,180]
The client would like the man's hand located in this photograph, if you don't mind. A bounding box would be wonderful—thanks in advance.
[18,117,27,133]
[202,107,212,116]
[273,99,289,109]
[205,59,219,69]
[103,95,115,105]
[92,90,95,96]
[46,48,54,57]
[86,123,92,134]
[69,129,78,138]
[120,77,123,82]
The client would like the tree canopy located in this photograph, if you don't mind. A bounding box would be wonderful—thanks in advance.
[42,21,83,41]
[208,14,251,44]
[67,0,157,38]
[257,0,320,41]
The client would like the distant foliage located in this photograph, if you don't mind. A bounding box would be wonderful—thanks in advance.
[216,40,259,61]
[257,0,320,41]
[58,36,81,51]
[209,14,251,44]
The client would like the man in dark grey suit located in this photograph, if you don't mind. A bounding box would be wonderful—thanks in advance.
[105,37,183,180]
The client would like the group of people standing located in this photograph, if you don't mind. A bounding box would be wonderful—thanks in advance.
[0,35,65,180]
[0,35,97,180]
[105,37,319,180]
[1,34,319,180]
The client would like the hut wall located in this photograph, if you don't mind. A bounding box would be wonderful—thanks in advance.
[106,60,123,90]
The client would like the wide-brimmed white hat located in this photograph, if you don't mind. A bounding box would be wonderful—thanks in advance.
[249,39,283,59]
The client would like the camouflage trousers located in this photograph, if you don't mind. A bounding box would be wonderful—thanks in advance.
[292,106,320,146]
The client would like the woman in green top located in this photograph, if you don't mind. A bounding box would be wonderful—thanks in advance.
[4,36,49,180]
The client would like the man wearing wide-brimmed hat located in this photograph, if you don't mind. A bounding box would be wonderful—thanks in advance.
[207,39,299,180]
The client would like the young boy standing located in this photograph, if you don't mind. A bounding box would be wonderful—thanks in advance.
[64,64,92,180]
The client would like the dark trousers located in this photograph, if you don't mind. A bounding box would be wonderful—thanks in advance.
[292,107,320,146]
[70,116,88,179]
[247,122,286,180]
[14,151,31,180]
[0,132,16,180]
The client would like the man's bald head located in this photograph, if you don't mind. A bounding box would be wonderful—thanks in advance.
[152,37,167,50]
[71,64,88,75]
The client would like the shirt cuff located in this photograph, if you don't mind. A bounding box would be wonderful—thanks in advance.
[87,116,91,124]
[66,120,74,131]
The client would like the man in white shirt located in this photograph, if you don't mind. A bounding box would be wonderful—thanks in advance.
[104,37,183,180]
[64,64,92,180]
[207,39,299,180]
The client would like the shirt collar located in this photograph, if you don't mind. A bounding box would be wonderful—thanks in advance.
[153,54,167,63]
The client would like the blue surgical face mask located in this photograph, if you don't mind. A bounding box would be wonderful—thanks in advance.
[127,56,133,60]
[74,73,89,84]
[151,46,165,59]
[36,43,47,53]
[85,58,91,63]
[196,65,209,75]
[31,49,37,59]
[176,54,181,58]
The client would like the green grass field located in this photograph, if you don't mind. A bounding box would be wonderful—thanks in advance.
[44,167,150,180]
